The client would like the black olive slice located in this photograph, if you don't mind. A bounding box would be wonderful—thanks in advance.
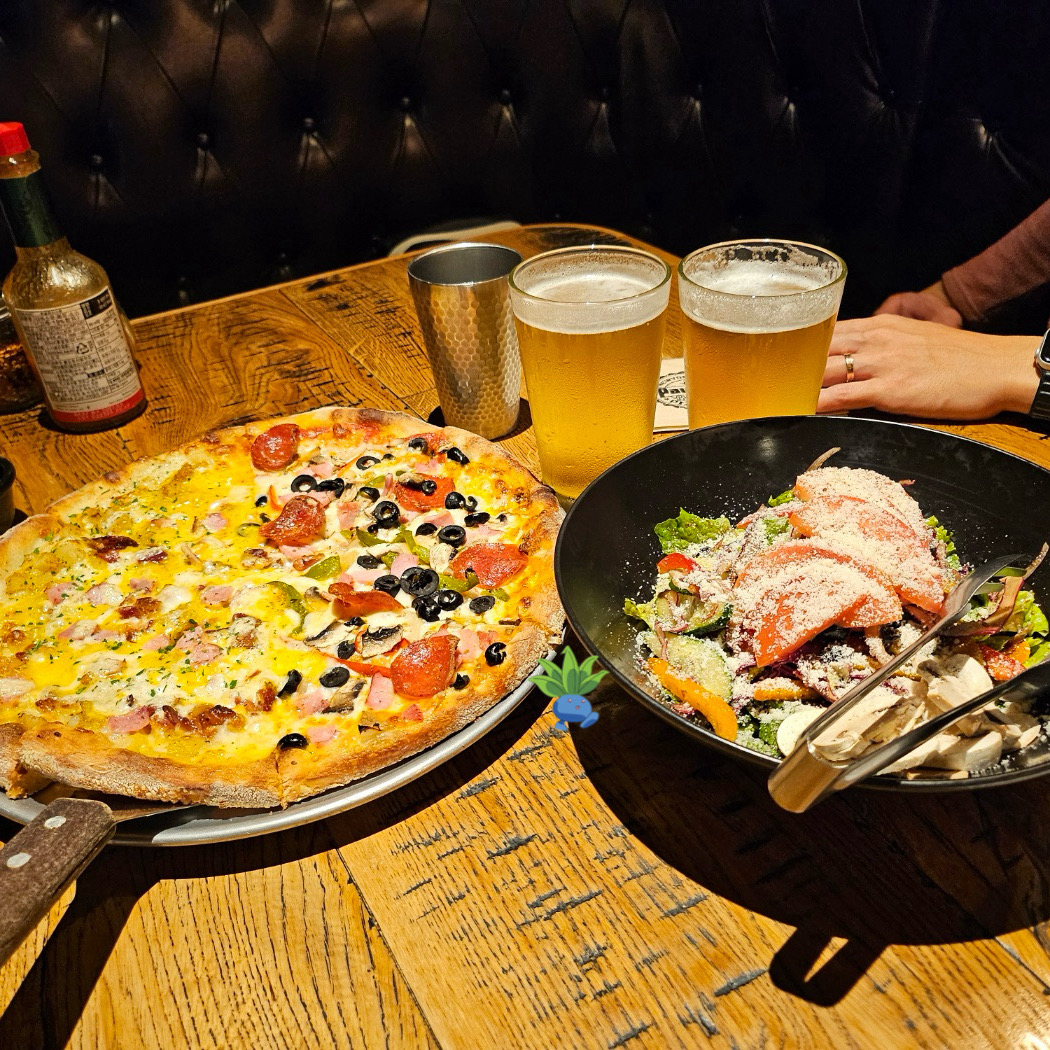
[464,511,490,526]
[453,673,470,689]
[254,494,268,507]
[446,447,469,464]
[336,640,355,660]
[278,733,308,749]
[400,566,439,598]
[412,595,442,622]
[415,522,437,536]
[484,642,507,666]
[469,595,496,614]
[356,455,380,469]
[277,669,302,697]
[374,575,401,596]
[407,437,430,453]
[291,474,317,492]
[444,491,467,510]
[315,477,346,497]
[437,525,466,547]
[436,589,463,610]
[356,554,382,569]
[357,486,380,502]
[319,666,351,688]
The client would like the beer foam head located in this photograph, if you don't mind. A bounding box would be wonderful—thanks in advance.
[510,248,671,333]
[679,242,846,333]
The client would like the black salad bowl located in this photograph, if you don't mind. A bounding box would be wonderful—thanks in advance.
[554,415,1050,792]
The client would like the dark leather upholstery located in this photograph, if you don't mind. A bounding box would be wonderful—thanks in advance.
[1,1,1049,323]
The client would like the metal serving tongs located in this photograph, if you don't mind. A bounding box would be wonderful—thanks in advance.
[768,552,1036,813]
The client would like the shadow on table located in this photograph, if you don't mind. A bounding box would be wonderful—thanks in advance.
[0,689,550,1049]
[572,680,1050,1007]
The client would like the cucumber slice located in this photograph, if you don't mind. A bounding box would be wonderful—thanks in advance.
[664,635,732,700]
[654,589,729,636]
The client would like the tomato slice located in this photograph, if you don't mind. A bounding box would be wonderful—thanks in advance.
[328,583,403,618]
[787,495,944,613]
[390,635,457,697]
[450,542,527,588]
[657,552,700,575]
[394,475,454,512]
[736,540,901,628]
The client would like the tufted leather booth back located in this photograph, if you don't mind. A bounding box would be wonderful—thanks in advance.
[1,0,1049,324]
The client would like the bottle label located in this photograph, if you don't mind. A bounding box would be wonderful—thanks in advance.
[13,288,143,422]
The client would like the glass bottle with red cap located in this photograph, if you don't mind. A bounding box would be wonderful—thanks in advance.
[0,122,145,431]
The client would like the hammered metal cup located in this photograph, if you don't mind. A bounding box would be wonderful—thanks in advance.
[408,242,522,439]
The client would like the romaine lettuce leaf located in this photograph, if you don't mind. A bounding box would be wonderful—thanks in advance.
[654,509,730,553]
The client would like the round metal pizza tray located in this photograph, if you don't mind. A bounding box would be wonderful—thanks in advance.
[0,654,556,846]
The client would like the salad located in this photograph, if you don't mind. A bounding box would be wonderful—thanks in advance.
[625,455,1048,777]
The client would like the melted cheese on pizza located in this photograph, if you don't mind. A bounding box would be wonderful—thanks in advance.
[0,416,558,770]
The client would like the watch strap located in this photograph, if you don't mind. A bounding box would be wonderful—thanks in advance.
[1030,332,1050,421]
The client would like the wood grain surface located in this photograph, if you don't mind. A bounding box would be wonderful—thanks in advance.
[1,224,1050,1049]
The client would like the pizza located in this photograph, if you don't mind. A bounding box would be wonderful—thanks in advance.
[0,407,563,808]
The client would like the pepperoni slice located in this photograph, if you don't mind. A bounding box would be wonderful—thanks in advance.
[390,635,457,697]
[328,583,403,618]
[450,542,527,588]
[259,494,325,546]
[251,423,301,472]
[394,474,454,512]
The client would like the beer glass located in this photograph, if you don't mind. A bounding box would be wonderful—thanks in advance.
[678,240,846,428]
[508,245,671,504]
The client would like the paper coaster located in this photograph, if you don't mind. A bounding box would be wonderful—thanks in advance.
[655,357,688,432]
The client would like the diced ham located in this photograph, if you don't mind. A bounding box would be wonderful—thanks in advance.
[422,510,455,530]
[86,582,122,607]
[424,458,442,472]
[59,619,97,641]
[337,501,361,530]
[280,544,316,561]
[296,688,327,715]
[366,674,394,710]
[402,704,423,722]
[343,566,387,586]
[389,552,418,577]
[201,584,233,606]
[107,705,154,734]
[306,723,337,743]
[176,626,204,651]
[310,490,336,508]
[311,461,334,479]
[142,634,171,651]
[477,629,497,647]
[382,473,394,495]
[128,577,155,593]
[46,582,73,604]
[203,512,228,531]
[456,628,482,663]
[189,642,223,666]
[0,677,33,699]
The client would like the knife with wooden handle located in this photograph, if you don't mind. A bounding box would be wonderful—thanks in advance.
[0,794,172,966]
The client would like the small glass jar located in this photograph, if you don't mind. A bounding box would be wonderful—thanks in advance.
[0,304,42,412]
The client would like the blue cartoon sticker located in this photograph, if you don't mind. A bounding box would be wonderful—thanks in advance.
[532,650,606,730]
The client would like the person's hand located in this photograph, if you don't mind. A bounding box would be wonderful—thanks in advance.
[819,314,1040,420]
[874,280,964,328]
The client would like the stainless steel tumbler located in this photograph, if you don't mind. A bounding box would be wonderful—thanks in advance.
[407,242,522,439]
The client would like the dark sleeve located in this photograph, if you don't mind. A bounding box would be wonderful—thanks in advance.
[941,199,1050,323]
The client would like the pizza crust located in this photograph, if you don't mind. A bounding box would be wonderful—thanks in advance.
[0,406,565,811]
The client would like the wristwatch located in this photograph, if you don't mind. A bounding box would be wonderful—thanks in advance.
[1031,330,1050,421]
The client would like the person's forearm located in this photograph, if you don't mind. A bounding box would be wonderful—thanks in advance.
[999,335,1043,414]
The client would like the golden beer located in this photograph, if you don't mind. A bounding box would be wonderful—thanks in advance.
[509,248,671,502]
[678,242,846,428]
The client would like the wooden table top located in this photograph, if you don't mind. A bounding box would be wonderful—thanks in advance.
[2,223,1050,1050]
